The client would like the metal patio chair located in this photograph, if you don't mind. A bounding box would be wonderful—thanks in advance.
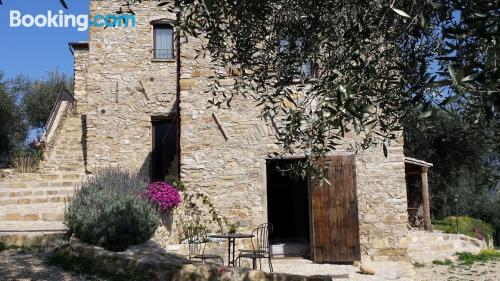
[186,226,224,265]
[236,223,274,272]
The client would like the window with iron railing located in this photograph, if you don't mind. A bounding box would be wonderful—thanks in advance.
[153,24,174,60]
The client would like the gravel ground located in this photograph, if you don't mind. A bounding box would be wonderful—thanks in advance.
[0,249,89,281]
[262,258,416,280]
[415,261,500,281]
[1,249,499,281]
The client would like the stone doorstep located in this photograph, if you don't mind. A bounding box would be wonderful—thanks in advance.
[70,237,332,281]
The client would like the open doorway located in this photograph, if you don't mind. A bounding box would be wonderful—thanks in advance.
[151,117,178,181]
[266,159,310,258]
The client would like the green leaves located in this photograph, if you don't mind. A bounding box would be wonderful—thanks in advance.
[391,7,411,18]
[60,0,68,9]
[171,0,498,179]
[440,94,463,106]
[418,109,433,119]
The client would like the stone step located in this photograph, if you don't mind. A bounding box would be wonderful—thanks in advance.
[50,141,82,145]
[0,221,66,232]
[51,144,82,148]
[0,231,67,247]
[0,202,65,221]
[1,172,84,181]
[50,147,81,151]
[0,221,67,246]
[0,181,82,189]
[41,173,85,180]
[0,186,75,198]
[0,194,73,206]
[43,160,84,165]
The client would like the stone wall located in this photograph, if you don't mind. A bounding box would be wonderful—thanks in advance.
[177,33,409,260]
[355,143,409,261]
[83,0,178,176]
[72,46,89,112]
[407,230,487,263]
[75,0,410,261]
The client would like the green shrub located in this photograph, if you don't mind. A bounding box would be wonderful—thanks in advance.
[64,169,160,251]
[440,216,495,241]
[10,147,43,173]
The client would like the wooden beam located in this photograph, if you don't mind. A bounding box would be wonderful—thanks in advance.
[212,113,229,140]
[420,167,432,231]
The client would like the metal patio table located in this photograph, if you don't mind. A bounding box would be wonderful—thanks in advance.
[208,233,254,267]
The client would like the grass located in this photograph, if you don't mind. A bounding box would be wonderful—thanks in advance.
[456,250,500,266]
[46,248,145,281]
[432,259,454,266]
[0,241,42,252]
[429,250,500,268]
[413,261,426,268]
[431,217,495,242]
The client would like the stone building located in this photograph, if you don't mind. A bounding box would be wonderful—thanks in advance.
[1,0,416,263]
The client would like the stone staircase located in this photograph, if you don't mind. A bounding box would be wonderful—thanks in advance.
[0,113,86,246]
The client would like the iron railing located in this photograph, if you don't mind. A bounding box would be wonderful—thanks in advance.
[41,87,76,144]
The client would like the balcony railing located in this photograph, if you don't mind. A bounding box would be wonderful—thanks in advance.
[153,49,174,60]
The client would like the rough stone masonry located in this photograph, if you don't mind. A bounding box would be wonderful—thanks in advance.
[69,0,410,262]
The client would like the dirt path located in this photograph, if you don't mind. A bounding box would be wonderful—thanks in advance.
[0,249,88,281]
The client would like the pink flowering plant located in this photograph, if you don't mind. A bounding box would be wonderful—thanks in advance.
[143,181,181,212]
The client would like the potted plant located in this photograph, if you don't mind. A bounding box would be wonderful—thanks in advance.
[228,222,239,234]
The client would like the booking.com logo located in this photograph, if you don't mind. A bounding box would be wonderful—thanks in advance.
[9,10,136,32]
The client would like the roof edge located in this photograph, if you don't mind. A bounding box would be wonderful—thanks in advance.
[68,41,89,48]
[405,157,433,168]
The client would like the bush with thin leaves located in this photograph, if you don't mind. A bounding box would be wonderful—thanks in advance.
[64,169,160,251]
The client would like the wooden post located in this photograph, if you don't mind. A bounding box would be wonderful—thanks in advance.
[420,167,432,231]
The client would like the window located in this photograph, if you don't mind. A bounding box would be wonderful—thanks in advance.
[279,37,314,77]
[153,24,174,59]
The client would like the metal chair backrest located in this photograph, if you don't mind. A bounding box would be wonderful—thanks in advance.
[186,225,207,259]
[251,223,273,255]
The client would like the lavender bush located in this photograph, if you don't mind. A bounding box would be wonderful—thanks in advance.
[64,169,160,251]
[143,181,181,212]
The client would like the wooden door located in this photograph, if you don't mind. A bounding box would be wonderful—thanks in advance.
[310,155,361,263]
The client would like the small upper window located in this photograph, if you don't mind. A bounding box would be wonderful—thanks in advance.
[153,24,174,59]
[279,37,314,78]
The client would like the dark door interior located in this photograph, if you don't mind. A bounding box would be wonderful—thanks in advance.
[152,117,178,181]
[267,159,310,243]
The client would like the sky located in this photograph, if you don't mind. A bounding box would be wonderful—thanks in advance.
[0,0,90,80]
